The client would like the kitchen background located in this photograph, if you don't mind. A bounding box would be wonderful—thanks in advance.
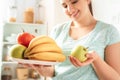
[0,0,120,80]
[0,0,120,31]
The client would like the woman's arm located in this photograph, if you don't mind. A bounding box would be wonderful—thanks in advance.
[69,42,120,80]
[34,65,55,77]
[92,42,120,80]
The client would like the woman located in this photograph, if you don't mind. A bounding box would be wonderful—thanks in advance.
[23,0,120,80]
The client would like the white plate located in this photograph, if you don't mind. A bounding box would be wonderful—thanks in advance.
[11,58,60,65]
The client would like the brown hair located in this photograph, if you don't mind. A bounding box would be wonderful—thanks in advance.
[89,2,93,15]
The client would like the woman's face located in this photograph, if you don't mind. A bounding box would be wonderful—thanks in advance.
[60,0,90,21]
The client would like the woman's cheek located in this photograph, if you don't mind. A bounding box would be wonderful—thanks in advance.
[64,10,71,17]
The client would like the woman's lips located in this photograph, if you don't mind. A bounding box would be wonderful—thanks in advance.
[71,10,79,18]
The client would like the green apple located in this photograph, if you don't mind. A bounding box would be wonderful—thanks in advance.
[9,44,27,59]
[71,45,88,62]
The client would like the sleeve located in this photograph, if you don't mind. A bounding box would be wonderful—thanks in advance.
[48,21,71,40]
[107,25,120,45]
[49,26,58,40]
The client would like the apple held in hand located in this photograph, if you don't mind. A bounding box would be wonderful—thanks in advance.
[17,32,35,47]
[9,44,27,59]
[71,45,88,62]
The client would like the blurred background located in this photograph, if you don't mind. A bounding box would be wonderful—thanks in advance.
[0,0,120,80]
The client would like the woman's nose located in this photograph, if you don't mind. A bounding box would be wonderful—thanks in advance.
[67,5,75,14]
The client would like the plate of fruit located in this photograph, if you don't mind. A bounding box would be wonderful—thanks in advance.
[9,32,66,65]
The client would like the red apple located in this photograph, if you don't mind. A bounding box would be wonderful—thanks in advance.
[17,32,35,47]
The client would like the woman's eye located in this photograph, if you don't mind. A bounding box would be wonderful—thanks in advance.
[71,0,78,4]
[62,4,67,8]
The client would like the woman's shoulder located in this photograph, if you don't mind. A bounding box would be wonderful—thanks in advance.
[97,20,118,31]
[53,21,71,31]
[49,21,71,39]
[98,21,120,45]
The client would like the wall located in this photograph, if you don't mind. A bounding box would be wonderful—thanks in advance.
[92,0,120,31]
[0,0,9,23]
[53,0,70,26]
[45,0,70,33]
[0,23,3,78]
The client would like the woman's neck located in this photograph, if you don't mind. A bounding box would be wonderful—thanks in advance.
[69,18,97,40]
[71,15,96,28]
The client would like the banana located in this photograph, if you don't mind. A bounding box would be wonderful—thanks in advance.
[24,43,62,57]
[27,35,56,51]
[27,52,66,62]
[23,35,66,62]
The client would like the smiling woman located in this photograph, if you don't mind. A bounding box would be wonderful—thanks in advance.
[21,0,120,80]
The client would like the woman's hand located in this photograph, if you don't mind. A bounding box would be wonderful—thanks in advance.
[69,51,99,67]
[19,63,55,77]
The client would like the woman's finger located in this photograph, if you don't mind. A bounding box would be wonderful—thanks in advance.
[69,56,81,67]
[72,56,83,67]
[18,63,31,68]
[81,58,94,66]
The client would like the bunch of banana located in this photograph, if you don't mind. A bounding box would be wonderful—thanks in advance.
[24,35,66,62]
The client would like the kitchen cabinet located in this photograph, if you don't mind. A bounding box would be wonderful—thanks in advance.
[0,22,48,80]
